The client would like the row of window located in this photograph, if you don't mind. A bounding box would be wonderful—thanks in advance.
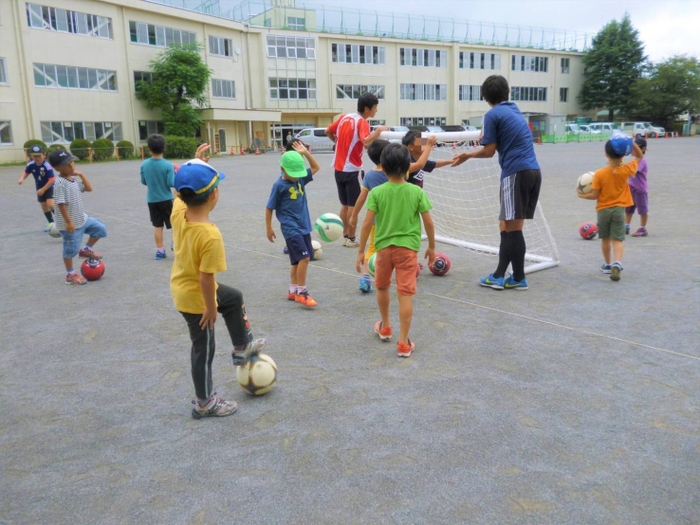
[209,36,234,58]
[460,52,501,70]
[400,117,448,127]
[336,85,385,100]
[459,85,483,101]
[41,121,123,144]
[331,44,386,65]
[400,84,448,101]
[512,55,549,73]
[34,63,117,92]
[0,121,12,145]
[400,48,448,68]
[266,35,316,59]
[269,78,317,100]
[129,21,196,47]
[511,86,548,101]
[212,79,235,99]
[26,3,112,39]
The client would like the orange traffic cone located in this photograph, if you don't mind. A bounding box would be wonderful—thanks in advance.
[255,147,260,155]
[240,145,245,156]
[230,146,235,155]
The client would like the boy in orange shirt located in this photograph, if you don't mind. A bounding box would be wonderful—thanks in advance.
[577,134,643,281]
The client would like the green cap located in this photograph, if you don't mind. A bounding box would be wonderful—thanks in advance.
[280,151,308,179]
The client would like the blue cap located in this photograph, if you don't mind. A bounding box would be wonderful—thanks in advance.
[174,159,226,196]
[610,130,633,156]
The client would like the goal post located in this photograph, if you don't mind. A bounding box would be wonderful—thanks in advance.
[378,131,560,274]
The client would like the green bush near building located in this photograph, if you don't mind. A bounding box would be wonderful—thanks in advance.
[92,138,115,161]
[116,140,135,159]
[70,139,92,160]
[47,144,66,156]
[163,136,201,159]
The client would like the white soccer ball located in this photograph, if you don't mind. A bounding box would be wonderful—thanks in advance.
[311,239,322,260]
[577,171,594,194]
[48,223,61,238]
[314,213,344,242]
[236,353,277,396]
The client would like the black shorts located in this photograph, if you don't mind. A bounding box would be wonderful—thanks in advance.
[37,187,54,203]
[148,199,174,228]
[334,170,362,207]
[499,170,542,221]
[285,233,313,265]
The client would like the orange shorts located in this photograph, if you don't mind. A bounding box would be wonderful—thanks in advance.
[374,246,418,296]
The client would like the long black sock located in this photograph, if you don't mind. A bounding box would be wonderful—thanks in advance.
[44,210,53,223]
[509,230,526,281]
[493,231,509,278]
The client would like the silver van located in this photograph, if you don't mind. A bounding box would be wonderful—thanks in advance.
[294,128,335,152]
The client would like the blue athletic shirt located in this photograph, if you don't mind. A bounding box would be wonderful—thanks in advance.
[361,169,389,191]
[481,101,540,179]
[140,158,175,203]
[25,160,55,190]
[266,169,313,239]
[407,158,436,187]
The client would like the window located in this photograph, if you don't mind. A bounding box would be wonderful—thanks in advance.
[26,3,112,39]
[400,48,447,68]
[212,79,235,99]
[331,43,386,65]
[511,55,549,72]
[34,63,117,92]
[368,119,386,126]
[209,35,233,57]
[336,84,385,100]
[41,121,123,143]
[459,52,501,70]
[0,58,7,84]
[561,58,570,74]
[266,35,316,59]
[399,84,447,101]
[400,117,447,126]
[458,85,483,101]
[287,17,305,30]
[560,87,569,102]
[269,78,317,100]
[129,21,195,47]
[0,121,12,144]
[510,86,548,102]
[133,71,153,92]
[138,120,165,141]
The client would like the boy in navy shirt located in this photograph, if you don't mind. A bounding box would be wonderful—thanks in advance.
[140,134,175,260]
[265,142,320,308]
[452,75,542,291]
[18,145,55,231]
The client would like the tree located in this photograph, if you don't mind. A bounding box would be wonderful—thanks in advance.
[578,13,645,121]
[136,44,211,137]
[629,56,700,127]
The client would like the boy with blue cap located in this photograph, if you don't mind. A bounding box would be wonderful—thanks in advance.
[171,144,265,419]
[18,144,56,231]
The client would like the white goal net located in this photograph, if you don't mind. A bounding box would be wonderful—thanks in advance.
[380,131,560,274]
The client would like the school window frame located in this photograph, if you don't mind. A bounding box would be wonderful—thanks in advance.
[0,58,7,84]
[0,121,13,145]
[561,58,570,74]
[40,121,123,143]
[335,84,385,100]
[559,87,569,102]
[138,120,165,141]
[26,3,113,39]
[287,16,305,30]
[269,77,317,100]
[33,63,117,92]
[128,21,195,47]
[209,35,233,58]
[133,71,153,92]
[212,78,235,99]
[266,35,315,60]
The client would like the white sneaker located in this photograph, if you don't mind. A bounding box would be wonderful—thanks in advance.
[191,395,238,419]
[343,237,360,247]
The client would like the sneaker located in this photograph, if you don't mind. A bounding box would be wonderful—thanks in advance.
[191,395,238,420]
[44,222,52,232]
[295,291,317,308]
[286,290,296,301]
[600,263,612,274]
[283,246,289,254]
[631,228,648,237]
[156,249,167,260]
[359,277,372,293]
[504,275,528,290]
[78,248,103,259]
[625,224,630,235]
[374,321,392,341]
[397,339,415,358]
[65,273,87,285]
[343,237,360,248]
[232,338,266,366]
[479,273,504,290]
[610,262,623,282]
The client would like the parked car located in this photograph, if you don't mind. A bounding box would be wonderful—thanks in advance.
[620,122,649,138]
[565,123,580,134]
[643,122,666,137]
[409,125,445,134]
[589,122,614,134]
[294,128,335,152]
[579,124,591,133]
[388,126,410,133]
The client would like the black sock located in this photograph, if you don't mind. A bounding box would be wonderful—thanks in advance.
[509,230,526,281]
[493,231,509,278]
[44,210,53,223]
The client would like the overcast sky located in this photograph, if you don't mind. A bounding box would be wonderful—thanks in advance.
[227,0,699,62]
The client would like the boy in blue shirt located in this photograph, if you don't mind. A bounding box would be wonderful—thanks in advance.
[140,134,175,260]
[265,142,320,308]
[452,75,542,291]
[17,145,55,231]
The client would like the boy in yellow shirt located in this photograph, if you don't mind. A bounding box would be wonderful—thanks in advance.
[171,145,265,419]
[578,134,643,281]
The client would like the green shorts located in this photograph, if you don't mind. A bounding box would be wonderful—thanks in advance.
[597,206,626,241]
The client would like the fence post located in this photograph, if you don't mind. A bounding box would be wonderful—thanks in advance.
[88,148,93,163]
[116,146,120,162]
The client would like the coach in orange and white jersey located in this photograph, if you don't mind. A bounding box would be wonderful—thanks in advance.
[326,94,388,247]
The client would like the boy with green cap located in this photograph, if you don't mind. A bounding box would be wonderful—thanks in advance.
[265,141,321,308]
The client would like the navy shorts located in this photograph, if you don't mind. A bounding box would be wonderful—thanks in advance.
[334,170,362,207]
[286,233,313,265]
[37,187,54,203]
[148,199,173,228]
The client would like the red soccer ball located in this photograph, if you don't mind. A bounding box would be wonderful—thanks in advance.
[579,221,598,240]
[81,258,106,281]
[429,253,451,276]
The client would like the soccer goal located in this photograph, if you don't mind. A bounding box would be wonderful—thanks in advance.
[380,131,560,274]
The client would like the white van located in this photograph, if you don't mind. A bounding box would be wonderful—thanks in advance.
[589,122,614,134]
[294,128,335,152]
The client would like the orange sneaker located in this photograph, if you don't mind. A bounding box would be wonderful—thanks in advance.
[373,321,392,341]
[295,291,317,308]
[286,291,296,301]
[397,339,415,358]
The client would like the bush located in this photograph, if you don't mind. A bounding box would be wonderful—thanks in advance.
[23,139,48,152]
[163,136,201,159]
[116,140,134,159]
[92,138,114,161]
[70,139,92,160]
[47,144,66,156]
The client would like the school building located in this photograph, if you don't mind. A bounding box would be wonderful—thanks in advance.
[0,0,588,162]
